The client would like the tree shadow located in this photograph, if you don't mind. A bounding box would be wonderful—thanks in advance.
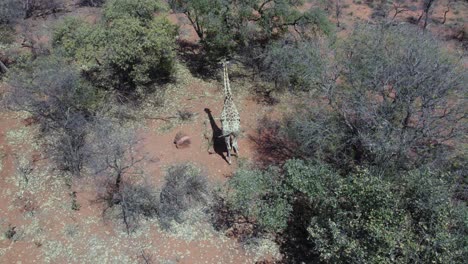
[276,196,319,264]
[177,40,218,80]
[248,117,299,168]
[204,108,229,164]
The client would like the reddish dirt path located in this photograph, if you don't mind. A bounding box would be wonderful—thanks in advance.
[0,110,264,264]
[141,83,261,185]
[0,67,273,264]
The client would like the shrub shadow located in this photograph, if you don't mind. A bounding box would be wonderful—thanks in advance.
[276,197,319,264]
[177,40,218,80]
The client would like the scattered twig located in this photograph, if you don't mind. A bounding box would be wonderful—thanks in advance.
[392,3,408,21]
[143,115,178,122]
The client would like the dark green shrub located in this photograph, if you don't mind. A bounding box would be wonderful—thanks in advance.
[78,0,106,7]
[0,0,24,24]
[53,4,177,96]
[308,168,467,263]
[4,225,16,240]
[227,159,468,263]
[227,165,291,232]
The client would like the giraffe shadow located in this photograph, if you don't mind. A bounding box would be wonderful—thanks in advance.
[204,108,230,164]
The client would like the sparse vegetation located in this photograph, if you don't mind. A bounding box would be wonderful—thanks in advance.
[111,181,159,233]
[0,0,467,263]
[158,163,211,228]
[4,225,17,240]
[282,24,466,172]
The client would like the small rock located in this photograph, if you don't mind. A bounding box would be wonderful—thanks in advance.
[174,132,191,149]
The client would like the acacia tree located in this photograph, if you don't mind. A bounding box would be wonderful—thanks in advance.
[287,25,467,169]
[87,117,156,233]
[259,39,330,92]
[281,24,466,172]
[334,24,466,170]
[170,0,332,59]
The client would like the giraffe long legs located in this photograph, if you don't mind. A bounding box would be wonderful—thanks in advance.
[232,136,239,156]
[224,136,232,164]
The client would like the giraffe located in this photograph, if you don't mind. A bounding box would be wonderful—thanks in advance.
[219,59,240,165]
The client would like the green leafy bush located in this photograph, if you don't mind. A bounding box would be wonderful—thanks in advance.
[53,17,104,63]
[53,2,177,95]
[227,165,291,232]
[227,159,467,263]
[103,0,167,22]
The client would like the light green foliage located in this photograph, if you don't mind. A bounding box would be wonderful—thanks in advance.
[227,165,292,232]
[308,170,410,263]
[53,1,177,94]
[0,24,15,44]
[105,16,177,87]
[283,159,337,199]
[103,0,167,22]
[53,18,105,66]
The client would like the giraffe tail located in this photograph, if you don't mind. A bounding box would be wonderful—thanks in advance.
[218,131,239,138]
[218,133,231,138]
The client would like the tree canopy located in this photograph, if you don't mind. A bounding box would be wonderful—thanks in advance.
[53,0,177,95]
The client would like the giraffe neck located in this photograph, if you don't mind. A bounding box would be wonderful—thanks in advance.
[223,62,232,98]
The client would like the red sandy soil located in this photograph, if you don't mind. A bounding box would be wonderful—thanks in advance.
[0,83,276,263]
